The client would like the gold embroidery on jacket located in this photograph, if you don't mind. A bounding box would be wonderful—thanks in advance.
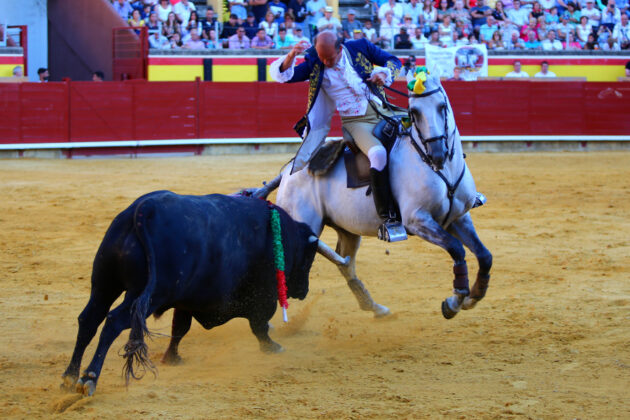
[307,63,321,111]
[354,52,373,75]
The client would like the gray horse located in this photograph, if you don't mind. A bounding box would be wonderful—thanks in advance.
[254,72,492,319]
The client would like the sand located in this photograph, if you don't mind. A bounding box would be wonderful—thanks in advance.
[0,152,628,419]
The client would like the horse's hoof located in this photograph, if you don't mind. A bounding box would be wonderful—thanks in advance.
[441,300,459,319]
[60,374,77,391]
[461,296,478,310]
[373,304,392,318]
[81,380,96,397]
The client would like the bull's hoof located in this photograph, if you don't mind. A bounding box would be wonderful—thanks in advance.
[60,374,77,391]
[441,300,459,320]
[372,303,392,318]
[261,341,284,354]
[161,352,182,365]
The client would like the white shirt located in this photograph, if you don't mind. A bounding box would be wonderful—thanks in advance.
[505,70,529,78]
[581,7,601,28]
[534,70,556,78]
[542,39,563,50]
[378,3,404,22]
[174,1,196,27]
[317,16,342,31]
[270,49,392,117]
[507,8,529,27]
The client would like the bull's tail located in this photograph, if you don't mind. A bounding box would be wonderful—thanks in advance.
[122,198,158,385]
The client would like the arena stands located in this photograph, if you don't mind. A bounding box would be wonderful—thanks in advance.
[109,0,629,50]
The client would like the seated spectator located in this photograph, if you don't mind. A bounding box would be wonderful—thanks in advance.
[92,71,104,82]
[520,16,540,40]
[379,0,404,23]
[228,27,251,49]
[468,33,480,44]
[447,67,463,80]
[128,9,146,28]
[343,9,363,40]
[524,29,542,48]
[471,0,492,30]
[438,15,455,44]
[563,30,583,48]
[612,13,629,49]
[252,27,274,49]
[363,19,378,43]
[581,0,601,29]
[556,13,575,41]
[380,11,400,47]
[174,0,196,28]
[493,1,508,24]
[283,13,299,38]
[505,60,529,77]
[545,7,560,26]
[508,0,531,28]
[12,66,23,78]
[352,28,365,39]
[600,1,621,31]
[261,11,279,38]
[565,2,581,25]
[394,27,414,48]
[422,0,438,35]
[206,29,222,49]
[146,11,161,32]
[436,0,451,24]
[269,0,288,24]
[530,2,545,20]
[576,15,592,42]
[243,12,259,39]
[542,29,563,49]
[113,0,134,21]
[317,6,342,34]
[221,14,241,40]
[202,8,220,39]
[155,0,173,23]
[183,28,205,49]
[428,30,443,46]
[401,14,417,32]
[410,26,429,48]
[185,11,202,35]
[452,0,472,27]
[539,0,555,11]
[149,29,170,48]
[162,11,182,40]
[305,0,327,38]
[534,60,556,77]
[292,26,310,43]
[170,32,183,49]
[288,0,308,32]
[505,30,526,48]
[480,16,500,42]
[229,0,248,21]
[489,29,506,48]
[405,0,424,25]
[455,18,472,38]
[275,27,295,49]
[601,34,621,49]
[584,32,599,48]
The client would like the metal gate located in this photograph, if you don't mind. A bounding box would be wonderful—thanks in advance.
[112,26,148,81]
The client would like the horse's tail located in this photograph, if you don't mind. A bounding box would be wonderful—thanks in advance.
[122,198,158,385]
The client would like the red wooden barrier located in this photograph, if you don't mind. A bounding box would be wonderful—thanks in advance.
[0,80,629,145]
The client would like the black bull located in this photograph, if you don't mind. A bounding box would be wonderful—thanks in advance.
[62,192,319,396]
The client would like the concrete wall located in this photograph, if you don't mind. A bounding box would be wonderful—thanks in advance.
[0,0,47,81]
[48,0,127,81]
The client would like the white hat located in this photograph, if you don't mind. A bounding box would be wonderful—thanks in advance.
[347,9,357,15]
[324,6,333,12]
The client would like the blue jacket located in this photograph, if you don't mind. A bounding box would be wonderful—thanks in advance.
[271,39,401,172]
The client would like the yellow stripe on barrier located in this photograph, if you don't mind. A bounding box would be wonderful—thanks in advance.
[148,65,204,81]
[0,64,22,78]
[213,65,258,82]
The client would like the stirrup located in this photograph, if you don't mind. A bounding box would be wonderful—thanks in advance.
[472,192,486,209]
[378,220,408,242]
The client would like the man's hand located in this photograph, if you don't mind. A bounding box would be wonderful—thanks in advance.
[367,72,387,86]
[281,40,311,72]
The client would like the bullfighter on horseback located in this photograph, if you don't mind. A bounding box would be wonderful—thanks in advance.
[270,31,405,241]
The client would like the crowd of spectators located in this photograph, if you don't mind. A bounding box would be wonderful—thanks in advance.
[110,0,630,50]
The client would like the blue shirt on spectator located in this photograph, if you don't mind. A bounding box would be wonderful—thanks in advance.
[471,5,492,27]
[269,0,288,23]
[113,1,134,21]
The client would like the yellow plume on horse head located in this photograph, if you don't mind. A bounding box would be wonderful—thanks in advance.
[407,66,429,95]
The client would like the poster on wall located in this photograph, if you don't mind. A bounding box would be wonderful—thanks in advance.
[425,44,488,81]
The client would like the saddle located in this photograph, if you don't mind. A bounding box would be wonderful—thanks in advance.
[307,116,406,189]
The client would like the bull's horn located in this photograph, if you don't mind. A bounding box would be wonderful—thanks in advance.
[312,237,350,267]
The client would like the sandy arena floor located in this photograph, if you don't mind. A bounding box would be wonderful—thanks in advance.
[0,152,628,419]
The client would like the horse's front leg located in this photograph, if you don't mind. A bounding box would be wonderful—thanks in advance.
[447,213,492,311]
[405,210,469,319]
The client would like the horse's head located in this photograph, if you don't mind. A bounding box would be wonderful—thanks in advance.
[407,68,450,170]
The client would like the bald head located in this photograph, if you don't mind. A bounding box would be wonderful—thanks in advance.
[315,31,342,68]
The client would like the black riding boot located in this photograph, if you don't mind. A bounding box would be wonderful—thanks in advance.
[370,168,407,242]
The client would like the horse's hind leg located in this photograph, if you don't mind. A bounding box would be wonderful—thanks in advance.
[335,228,391,318]
[405,210,469,319]
[447,213,492,311]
